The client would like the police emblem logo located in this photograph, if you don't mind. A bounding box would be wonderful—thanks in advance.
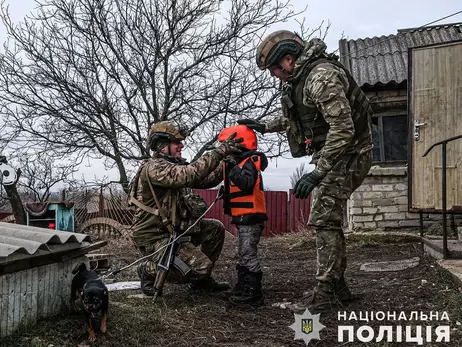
[289,309,325,345]
[301,319,313,334]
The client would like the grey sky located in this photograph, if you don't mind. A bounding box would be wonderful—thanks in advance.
[1,0,461,191]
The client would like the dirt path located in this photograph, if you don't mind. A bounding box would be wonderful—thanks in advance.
[2,232,462,347]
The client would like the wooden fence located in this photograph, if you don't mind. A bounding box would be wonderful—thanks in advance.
[192,189,311,237]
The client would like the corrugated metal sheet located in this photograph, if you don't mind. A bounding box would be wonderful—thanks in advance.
[0,222,90,260]
[339,23,462,87]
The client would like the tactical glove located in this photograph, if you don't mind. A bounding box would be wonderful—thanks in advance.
[216,132,245,156]
[223,155,237,167]
[237,119,266,134]
[294,170,326,199]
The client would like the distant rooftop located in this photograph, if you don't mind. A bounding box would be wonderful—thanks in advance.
[339,22,462,88]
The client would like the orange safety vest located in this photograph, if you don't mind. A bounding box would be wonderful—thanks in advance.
[223,154,266,217]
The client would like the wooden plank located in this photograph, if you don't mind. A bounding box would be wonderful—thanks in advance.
[51,263,58,316]
[13,270,20,334]
[6,273,15,335]
[30,267,38,326]
[36,265,45,319]
[17,270,27,330]
[45,264,52,318]
[0,274,9,337]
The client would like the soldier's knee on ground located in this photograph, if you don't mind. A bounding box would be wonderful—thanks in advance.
[202,218,226,240]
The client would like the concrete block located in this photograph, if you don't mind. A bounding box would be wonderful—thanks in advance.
[398,220,420,227]
[350,208,362,214]
[378,206,400,213]
[363,222,377,229]
[362,192,386,200]
[394,183,408,191]
[353,215,375,222]
[383,212,407,220]
[368,166,407,176]
[372,184,394,191]
[371,199,395,207]
[405,212,420,220]
[384,191,408,198]
[363,207,379,214]
[393,196,408,205]
[351,199,373,207]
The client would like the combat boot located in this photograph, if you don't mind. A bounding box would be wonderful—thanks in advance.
[228,264,247,296]
[189,275,231,292]
[229,270,264,306]
[335,275,353,302]
[288,282,342,314]
[136,261,159,297]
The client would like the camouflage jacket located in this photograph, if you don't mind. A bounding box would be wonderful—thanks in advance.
[265,38,373,175]
[129,150,224,247]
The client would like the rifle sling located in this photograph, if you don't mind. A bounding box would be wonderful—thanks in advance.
[143,166,177,234]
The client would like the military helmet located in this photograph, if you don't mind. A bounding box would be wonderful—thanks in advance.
[256,30,303,70]
[147,120,188,150]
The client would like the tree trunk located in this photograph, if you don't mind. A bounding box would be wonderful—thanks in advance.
[3,168,27,225]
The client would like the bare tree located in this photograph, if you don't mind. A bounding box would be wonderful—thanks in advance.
[290,162,310,189]
[0,0,321,191]
[13,152,80,202]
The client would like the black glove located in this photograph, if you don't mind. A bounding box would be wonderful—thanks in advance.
[294,170,326,199]
[223,155,237,167]
[237,119,266,134]
[216,132,246,156]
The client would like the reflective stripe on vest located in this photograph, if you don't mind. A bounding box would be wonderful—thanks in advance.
[223,155,266,217]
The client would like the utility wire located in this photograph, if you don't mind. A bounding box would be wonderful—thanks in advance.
[343,10,462,58]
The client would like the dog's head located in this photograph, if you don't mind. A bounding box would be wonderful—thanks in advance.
[81,285,107,313]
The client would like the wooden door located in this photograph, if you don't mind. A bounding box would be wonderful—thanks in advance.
[408,40,462,212]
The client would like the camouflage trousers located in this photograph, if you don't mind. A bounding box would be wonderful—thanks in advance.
[138,218,225,284]
[308,150,372,286]
[235,223,264,272]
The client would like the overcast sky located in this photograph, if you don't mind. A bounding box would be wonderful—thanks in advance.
[1,0,461,191]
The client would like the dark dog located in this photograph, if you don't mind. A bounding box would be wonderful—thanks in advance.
[70,262,109,342]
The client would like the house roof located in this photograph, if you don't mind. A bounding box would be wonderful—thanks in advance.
[339,23,462,88]
[0,222,91,262]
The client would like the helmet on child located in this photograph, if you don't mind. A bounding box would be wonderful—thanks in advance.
[219,125,257,151]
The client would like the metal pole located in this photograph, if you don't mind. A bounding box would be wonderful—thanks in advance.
[442,143,448,259]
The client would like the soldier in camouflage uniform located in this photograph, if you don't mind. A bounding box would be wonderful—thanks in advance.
[238,30,373,313]
[129,121,245,296]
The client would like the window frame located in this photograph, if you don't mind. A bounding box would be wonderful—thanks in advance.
[372,112,408,165]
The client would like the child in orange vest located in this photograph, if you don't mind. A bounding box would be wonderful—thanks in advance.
[218,125,268,306]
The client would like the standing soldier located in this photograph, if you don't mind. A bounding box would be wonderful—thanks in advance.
[128,121,245,296]
[238,30,373,313]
